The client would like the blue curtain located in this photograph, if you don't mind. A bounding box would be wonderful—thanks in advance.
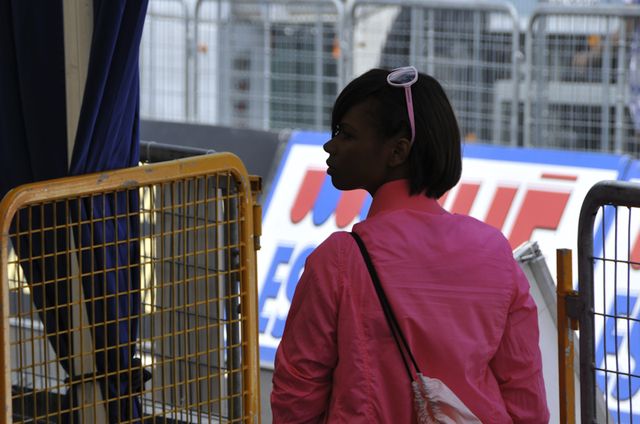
[0,1,68,198]
[0,1,149,422]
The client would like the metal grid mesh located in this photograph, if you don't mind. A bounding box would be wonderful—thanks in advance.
[592,203,640,422]
[526,9,640,154]
[334,2,519,144]
[140,0,190,122]
[137,1,640,153]
[194,0,341,131]
[2,157,259,423]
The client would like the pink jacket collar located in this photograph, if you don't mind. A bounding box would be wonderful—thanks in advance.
[367,179,446,219]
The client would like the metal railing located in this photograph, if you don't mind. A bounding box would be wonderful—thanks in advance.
[346,0,520,145]
[525,5,640,154]
[140,0,191,121]
[575,180,640,423]
[193,0,343,131]
[0,153,262,423]
[139,0,640,154]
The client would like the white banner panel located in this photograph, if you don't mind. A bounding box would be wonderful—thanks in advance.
[257,132,630,371]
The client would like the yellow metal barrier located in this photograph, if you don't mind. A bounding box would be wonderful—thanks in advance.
[0,153,261,423]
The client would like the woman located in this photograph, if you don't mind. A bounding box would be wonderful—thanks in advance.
[271,67,549,423]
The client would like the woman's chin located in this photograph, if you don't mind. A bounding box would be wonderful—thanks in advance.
[329,177,358,192]
[327,174,343,189]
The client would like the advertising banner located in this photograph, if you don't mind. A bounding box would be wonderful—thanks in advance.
[257,131,630,369]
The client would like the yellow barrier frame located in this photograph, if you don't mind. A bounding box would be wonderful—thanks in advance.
[0,152,262,423]
[556,248,578,424]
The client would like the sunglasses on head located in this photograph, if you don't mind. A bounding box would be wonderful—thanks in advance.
[386,66,418,145]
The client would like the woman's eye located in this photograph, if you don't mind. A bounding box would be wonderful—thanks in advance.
[333,126,353,139]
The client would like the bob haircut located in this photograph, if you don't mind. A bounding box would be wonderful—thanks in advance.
[331,68,462,199]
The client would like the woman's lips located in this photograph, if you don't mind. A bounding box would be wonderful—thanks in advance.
[326,160,335,173]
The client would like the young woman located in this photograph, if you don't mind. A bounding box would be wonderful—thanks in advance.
[271,67,549,423]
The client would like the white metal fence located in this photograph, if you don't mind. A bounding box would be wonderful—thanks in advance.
[140,0,640,155]
[141,0,191,121]
[345,0,520,146]
[526,5,640,155]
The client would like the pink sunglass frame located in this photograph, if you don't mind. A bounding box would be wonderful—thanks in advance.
[386,66,418,144]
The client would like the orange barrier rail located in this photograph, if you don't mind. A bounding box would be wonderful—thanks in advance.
[557,248,578,424]
[0,153,261,423]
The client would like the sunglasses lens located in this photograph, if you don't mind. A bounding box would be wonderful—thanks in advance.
[388,67,417,85]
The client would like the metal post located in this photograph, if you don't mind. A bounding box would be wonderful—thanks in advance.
[341,0,354,86]
[473,10,482,138]
[182,0,192,121]
[193,0,202,121]
[615,21,627,154]
[262,3,271,131]
[510,13,520,147]
[226,190,243,421]
[409,6,419,66]
[147,8,157,118]
[557,248,577,424]
[426,9,435,76]
[524,18,533,148]
[315,17,323,130]
[578,185,599,423]
[602,29,613,153]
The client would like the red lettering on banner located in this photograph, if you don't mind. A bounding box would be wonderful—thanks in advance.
[485,186,518,230]
[450,183,480,215]
[541,173,578,181]
[335,190,368,228]
[508,190,571,248]
[290,169,325,223]
[631,231,640,270]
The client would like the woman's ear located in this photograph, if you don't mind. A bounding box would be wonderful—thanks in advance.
[387,137,412,168]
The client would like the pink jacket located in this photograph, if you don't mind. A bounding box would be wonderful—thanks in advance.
[271,179,549,423]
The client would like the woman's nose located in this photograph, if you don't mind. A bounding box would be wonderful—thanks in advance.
[323,138,334,153]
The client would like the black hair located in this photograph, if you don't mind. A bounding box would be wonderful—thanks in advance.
[331,68,462,199]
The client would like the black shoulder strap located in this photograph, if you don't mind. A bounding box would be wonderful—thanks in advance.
[350,232,421,381]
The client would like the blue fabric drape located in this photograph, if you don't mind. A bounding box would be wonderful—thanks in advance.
[0,1,68,198]
[1,1,149,422]
[0,0,77,394]
[70,1,148,420]
[70,0,145,175]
